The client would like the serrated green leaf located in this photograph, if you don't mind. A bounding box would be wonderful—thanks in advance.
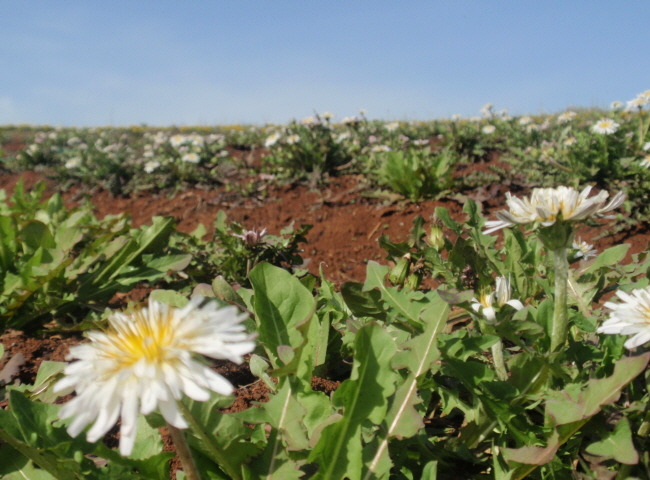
[364,294,448,479]
[310,323,398,480]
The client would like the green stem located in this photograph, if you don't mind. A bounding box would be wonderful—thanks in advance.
[177,401,242,480]
[491,339,508,381]
[550,247,569,352]
[167,424,202,480]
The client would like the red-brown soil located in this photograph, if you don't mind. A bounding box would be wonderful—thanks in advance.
[1,158,648,477]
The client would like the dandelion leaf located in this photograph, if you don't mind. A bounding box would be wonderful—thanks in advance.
[309,323,398,480]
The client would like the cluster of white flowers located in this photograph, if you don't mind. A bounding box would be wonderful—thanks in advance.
[55,297,255,456]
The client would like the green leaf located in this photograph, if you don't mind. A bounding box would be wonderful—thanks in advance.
[583,244,630,274]
[585,417,638,465]
[249,263,315,372]
[364,293,449,479]
[309,323,398,480]
[149,289,188,308]
[545,353,650,426]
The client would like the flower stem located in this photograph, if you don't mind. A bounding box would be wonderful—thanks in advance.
[167,424,202,480]
[550,247,569,352]
[491,339,508,381]
[177,400,242,480]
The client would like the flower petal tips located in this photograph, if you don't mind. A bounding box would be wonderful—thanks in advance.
[55,296,256,456]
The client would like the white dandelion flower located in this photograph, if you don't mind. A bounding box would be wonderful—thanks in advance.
[572,238,598,260]
[181,152,200,164]
[483,186,625,234]
[55,297,255,456]
[598,287,650,349]
[592,118,620,135]
[143,160,161,173]
[264,132,281,148]
[471,276,524,323]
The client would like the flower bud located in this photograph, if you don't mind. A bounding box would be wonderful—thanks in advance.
[427,221,445,251]
[389,254,410,285]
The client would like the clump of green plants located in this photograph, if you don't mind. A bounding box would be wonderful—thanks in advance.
[172,210,312,288]
[3,182,650,479]
[0,181,191,334]
[369,146,456,200]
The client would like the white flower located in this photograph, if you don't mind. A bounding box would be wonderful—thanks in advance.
[169,134,186,148]
[482,125,496,135]
[335,132,351,143]
[285,134,300,145]
[451,114,462,121]
[598,287,650,349]
[563,136,577,147]
[264,132,281,148]
[470,276,524,322]
[484,186,625,234]
[384,121,400,132]
[341,116,359,125]
[480,103,494,118]
[321,111,334,120]
[557,111,576,123]
[55,297,255,456]
[610,101,623,110]
[626,97,647,111]
[370,144,391,153]
[181,152,200,164]
[592,118,620,135]
[572,238,598,260]
[642,141,650,151]
[144,160,161,173]
[65,157,82,169]
[301,116,318,126]
[639,155,650,169]
[518,116,532,126]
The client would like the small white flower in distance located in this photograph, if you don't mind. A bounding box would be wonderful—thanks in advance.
[518,116,532,126]
[610,101,623,109]
[169,134,186,148]
[370,144,391,153]
[321,112,334,120]
[384,121,400,132]
[471,276,524,322]
[482,125,496,135]
[557,111,577,123]
[65,157,82,169]
[483,186,625,234]
[301,116,318,126]
[143,160,161,173]
[572,238,598,260]
[341,116,359,125]
[55,297,255,456]
[598,287,650,349]
[181,152,200,164]
[285,134,300,145]
[264,132,281,148]
[592,118,620,135]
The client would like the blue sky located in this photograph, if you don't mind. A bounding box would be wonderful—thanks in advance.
[1,2,649,126]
